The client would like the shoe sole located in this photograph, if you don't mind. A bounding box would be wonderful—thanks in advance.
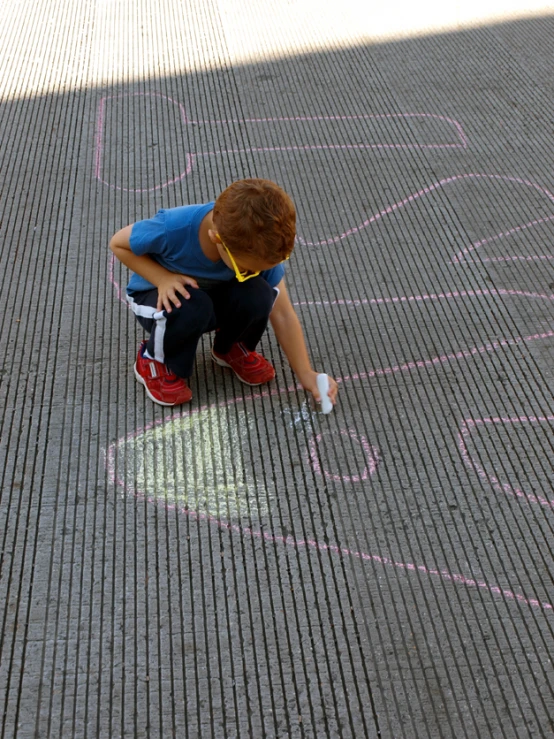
[134,362,179,406]
[211,351,272,387]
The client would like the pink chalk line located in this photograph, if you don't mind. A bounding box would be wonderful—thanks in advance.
[94,93,193,193]
[458,416,554,509]
[295,173,554,247]
[102,151,554,266]
[190,112,468,149]
[293,288,554,309]
[452,213,554,264]
[197,144,462,157]
[105,318,554,613]
[95,95,551,264]
[337,328,554,384]
[105,435,553,613]
[95,99,468,192]
[308,430,379,482]
[110,250,554,375]
[109,261,554,312]
[187,112,467,145]
[189,112,468,169]
[478,255,554,263]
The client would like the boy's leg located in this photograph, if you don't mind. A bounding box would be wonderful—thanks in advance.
[128,288,217,378]
[209,277,277,355]
[209,278,278,385]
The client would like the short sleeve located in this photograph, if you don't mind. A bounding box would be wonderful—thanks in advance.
[130,210,168,256]
[261,262,286,288]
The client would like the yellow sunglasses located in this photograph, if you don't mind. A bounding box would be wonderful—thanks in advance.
[217,234,289,283]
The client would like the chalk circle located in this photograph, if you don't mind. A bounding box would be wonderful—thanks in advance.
[308,430,379,483]
[112,407,274,519]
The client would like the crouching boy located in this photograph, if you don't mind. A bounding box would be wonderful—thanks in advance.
[110,178,338,407]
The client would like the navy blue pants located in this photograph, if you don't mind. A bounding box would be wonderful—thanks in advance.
[128,277,278,378]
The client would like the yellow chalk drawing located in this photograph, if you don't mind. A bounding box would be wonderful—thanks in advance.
[116,407,274,519]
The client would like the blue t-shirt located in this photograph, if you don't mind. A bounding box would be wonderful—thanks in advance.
[126,202,285,294]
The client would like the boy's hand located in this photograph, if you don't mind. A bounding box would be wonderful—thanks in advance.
[301,371,339,408]
[157,274,199,312]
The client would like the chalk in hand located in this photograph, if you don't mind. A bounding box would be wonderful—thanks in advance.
[316,373,333,414]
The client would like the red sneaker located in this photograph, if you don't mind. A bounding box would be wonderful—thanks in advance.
[134,342,192,406]
[212,342,275,386]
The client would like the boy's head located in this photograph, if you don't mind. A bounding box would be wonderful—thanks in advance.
[212,179,296,267]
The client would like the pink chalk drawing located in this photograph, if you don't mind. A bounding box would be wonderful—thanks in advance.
[108,172,554,307]
[452,213,554,264]
[104,99,554,613]
[308,430,379,482]
[96,95,550,261]
[106,307,554,614]
[458,416,554,509]
[94,92,193,192]
[296,172,554,247]
[95,95,467,192]
[335,329,554,384]
[106,380,554,614]
[187,112,469,153]
[294,287,554,309]
[111,247,554,309]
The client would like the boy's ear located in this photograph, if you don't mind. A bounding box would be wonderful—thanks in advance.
[207,228,220,244]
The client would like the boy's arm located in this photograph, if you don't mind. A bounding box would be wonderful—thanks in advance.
[269,280,338,405]
[110,225,198,312]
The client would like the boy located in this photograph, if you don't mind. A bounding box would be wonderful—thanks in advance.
[110,178,339,408]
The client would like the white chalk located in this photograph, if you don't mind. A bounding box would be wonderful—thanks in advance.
[316,373,333,414]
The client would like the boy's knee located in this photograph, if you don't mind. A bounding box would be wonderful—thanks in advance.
[236,277,276,314]
[166,289,215,333]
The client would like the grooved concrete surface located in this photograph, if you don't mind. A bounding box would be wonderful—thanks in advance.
[1,1,554,737]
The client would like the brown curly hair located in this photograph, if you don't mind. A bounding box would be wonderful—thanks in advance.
[213,178,296,263]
